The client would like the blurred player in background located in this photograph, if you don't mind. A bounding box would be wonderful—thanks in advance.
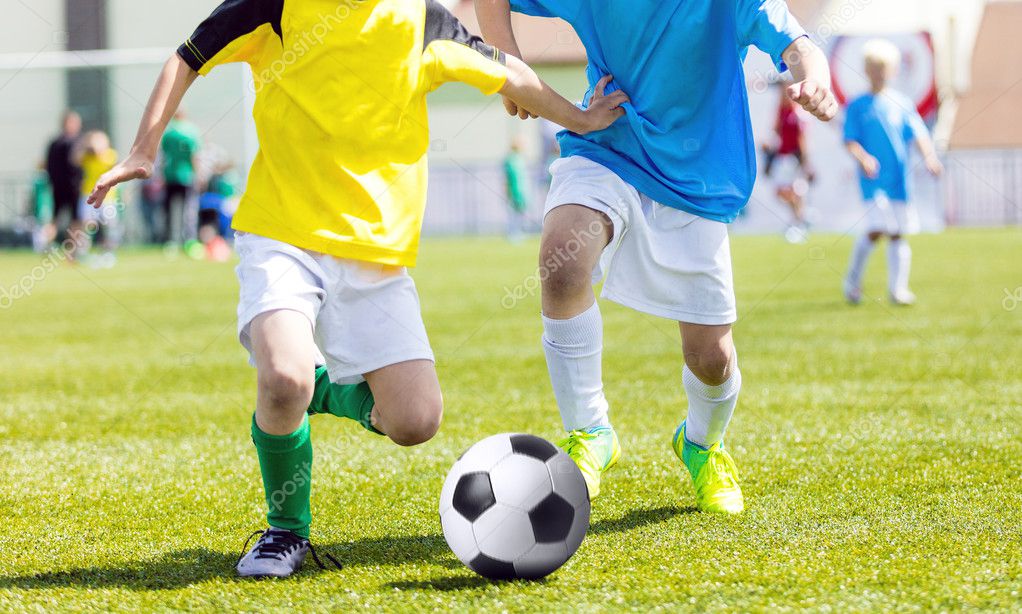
[30,162,55,253]
[74,130,121,267]
[762,83,814,243]
[44,111,83,250]
[503,136,532,241]
[477,0,837,514]
[160,110,202,247]
[843,39,943,306]
[87,0,626,579]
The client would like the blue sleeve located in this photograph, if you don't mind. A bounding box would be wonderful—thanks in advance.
[736,0,807,72]
[509,0,557,18]
[844,103,862,144]
[904,108,929,144]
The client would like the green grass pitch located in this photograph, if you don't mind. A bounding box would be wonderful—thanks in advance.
[1,228,1020,611]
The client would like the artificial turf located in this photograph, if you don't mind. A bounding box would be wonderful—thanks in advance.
[1,228,1019,612]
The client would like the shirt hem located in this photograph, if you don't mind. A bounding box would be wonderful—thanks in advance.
[232,221,419,267]
[561,147,741,224]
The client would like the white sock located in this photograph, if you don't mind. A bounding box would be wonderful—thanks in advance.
[887,239,911,294]
[683,359,741,448]
[846,233,876,290]
[542,302,610,432]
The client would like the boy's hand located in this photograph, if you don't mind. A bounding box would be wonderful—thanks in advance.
[578,75,629,134]
[924,154,944,177]
[87,153,154,206]
[503,95,538,120]
[859,154,881,179]
[786,79,838,121]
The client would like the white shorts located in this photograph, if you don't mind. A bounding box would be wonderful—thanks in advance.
[772,155,810,196]
[235,232,434,385]
[545,156,736,325]
[863,194,920,236]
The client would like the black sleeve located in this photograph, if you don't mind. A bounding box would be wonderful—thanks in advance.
[423,0,506,65]
[177,0,284,72]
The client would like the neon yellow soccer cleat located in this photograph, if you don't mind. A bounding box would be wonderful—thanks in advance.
[673,422,745,514]
[557,427,621,500]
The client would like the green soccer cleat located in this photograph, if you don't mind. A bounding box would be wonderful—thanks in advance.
[673,421,745,514]
[557,427,621,500]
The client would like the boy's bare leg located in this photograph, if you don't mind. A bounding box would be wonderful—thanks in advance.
[251,310,316,435]
[678,322,739,445]
[540,205,612,318]
[365,359,443,447]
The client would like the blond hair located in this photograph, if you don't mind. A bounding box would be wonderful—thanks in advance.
[863,39,901,68]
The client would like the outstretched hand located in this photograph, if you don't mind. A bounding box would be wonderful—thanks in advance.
[87,153,154,206]
[786,79,838,122]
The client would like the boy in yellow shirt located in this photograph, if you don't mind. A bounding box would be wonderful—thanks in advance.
[88,0,626,578]
[76,130,121,264]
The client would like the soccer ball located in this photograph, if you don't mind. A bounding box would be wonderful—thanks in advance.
[438,433,590,580]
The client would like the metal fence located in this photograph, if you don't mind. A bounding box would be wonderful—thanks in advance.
[944,149,1022,226]
[1,151,1019,246]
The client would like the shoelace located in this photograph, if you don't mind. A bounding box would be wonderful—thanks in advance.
[237,529,342,571]
[698,449,740,492]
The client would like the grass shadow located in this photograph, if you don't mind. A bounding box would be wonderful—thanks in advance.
[384,574,528,592]
[589,504,696,534]
[2,507,693,591]
[0,533,453,591]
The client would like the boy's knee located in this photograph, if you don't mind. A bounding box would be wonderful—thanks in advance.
[539,237,594,302]
[258,364,314,413]
[684,344,735,386]
[386,394,443,447]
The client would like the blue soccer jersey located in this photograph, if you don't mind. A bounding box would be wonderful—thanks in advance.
[509,0,806,223]
[844,91,928,202]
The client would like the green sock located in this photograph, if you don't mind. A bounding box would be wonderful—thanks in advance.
[251,414,313,538]
[308,366,381,435]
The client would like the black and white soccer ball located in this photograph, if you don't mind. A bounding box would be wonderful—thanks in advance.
[439,433,590,580]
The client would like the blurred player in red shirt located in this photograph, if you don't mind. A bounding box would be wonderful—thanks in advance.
[762,84,814,243]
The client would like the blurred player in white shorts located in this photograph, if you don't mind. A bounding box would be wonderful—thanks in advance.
[762,84,815,244]
[843,40,943,306]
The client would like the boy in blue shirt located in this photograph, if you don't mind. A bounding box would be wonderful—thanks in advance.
[476,0,837,513]
[843,39,944,306]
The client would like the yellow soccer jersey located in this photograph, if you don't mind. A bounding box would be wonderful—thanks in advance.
[177,0,508,266]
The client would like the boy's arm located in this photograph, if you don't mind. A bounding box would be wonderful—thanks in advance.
[88,54,197,206]
[912,125,944,177]
[501,58,627,135]
[782,37,838,122]
[846,140,880,179]
[475,0,536,119]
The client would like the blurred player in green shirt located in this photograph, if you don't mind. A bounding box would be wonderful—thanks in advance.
[160,110,201,245]
[504,137,532,241]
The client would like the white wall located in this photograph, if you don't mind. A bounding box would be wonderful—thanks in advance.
[815,0,986,94]
[0,1,66,181]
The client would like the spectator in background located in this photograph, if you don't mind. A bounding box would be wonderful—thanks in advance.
[160,110,201,246]
[762,84,814,243]
[503,136,532,242]
[44,110,83,249]
[74,130,122,266]
[30,162,55,253]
